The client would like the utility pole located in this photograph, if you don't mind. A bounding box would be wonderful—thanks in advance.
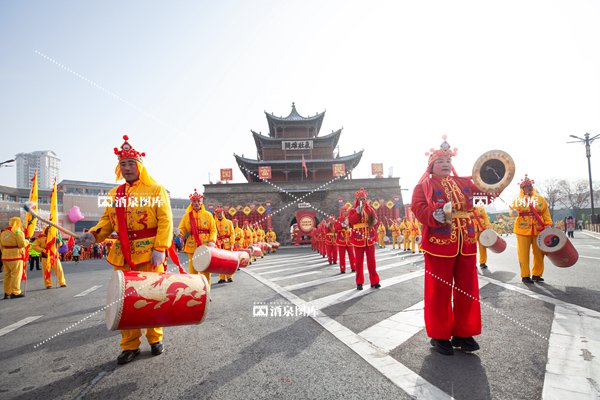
[568,133,600,224]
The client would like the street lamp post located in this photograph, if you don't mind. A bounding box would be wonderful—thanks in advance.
[0,159,15,168]
[568,133,600,224]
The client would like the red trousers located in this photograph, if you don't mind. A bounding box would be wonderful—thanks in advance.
[424,253,481,340]
[326,243,337,264]
[354,245,379,285]
[337,244,355,271]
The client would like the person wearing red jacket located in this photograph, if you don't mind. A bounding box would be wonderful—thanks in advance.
[325,215,338,265]
[411,136,492,356]
[334,205,355,273]
[347,188,380,290]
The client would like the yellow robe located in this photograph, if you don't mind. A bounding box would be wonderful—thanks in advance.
[1,227,27,295]
[178,205,217,284]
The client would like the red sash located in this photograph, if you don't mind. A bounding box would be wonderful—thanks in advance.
[189,211,204,247]
[115,184,136,269]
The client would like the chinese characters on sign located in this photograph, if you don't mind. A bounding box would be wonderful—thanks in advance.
[258,166,272,180]
[220,168,233,181]
[332,163,346,177]
[281,140,313,150]
[371,163,384,176]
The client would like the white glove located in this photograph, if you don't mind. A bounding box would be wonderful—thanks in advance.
[433,209,446,224]
[207,242,216,248]
[76,232,96,247]
[151,250,166,267]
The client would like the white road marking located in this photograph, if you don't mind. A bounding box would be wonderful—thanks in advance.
[269,271,322,282]
[243,268,451,399]
[0,316,43,337]
[542,305,600,399]
[359,281,489,352]
[74,285,102,297]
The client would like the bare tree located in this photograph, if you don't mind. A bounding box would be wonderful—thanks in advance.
[558,179,590,213]
[538,178,562,220]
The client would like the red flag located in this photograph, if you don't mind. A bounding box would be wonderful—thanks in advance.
[301,155,308,178]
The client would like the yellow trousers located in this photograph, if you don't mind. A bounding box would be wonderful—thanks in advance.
[378,235,385,248]
[117,262,164,351]
[403,235,411,251]
[42,258,66,288]
[516,234,544,278]
[410,235,416,253]
[391,235,399,249]
[188,253,211,286]
[3,260,23,295]
[476,232,487,264]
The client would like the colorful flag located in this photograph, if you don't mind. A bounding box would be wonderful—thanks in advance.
[25,170,38,238]
[45,179,58,281]
[301,155,308,178]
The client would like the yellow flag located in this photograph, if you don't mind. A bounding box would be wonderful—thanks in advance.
[46,179,58,269]
[25,170,38,238]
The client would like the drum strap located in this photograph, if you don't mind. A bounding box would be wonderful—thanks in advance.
[167,242,186,274]
[189,211,204,247]
[115,184,136,270]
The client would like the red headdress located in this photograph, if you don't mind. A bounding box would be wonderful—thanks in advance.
[114,135,146,162]
[519,174,534,188]
[189,188,203,201]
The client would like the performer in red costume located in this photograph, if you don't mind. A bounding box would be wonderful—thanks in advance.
[411,136,492,355]
[325,215,338,265]
[334,204,355,273]
[347,188,380,290]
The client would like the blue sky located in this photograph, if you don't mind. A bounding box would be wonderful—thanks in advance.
[1,0,599,205]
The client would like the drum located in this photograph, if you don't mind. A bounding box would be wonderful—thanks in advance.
[537,227,578,268]
[105,270,209,330]
[238,251,251,267]
[271,241,280,249]
[415,235,422,245]
[192,246,241,275]
[250,246,263,258]
[478,228,507,253]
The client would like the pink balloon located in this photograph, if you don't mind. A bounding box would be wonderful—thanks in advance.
[68,206,85,223]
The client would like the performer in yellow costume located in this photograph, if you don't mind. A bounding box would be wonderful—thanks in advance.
[472,205,490,269]
[377,222,387,248]
[400,218,412,252]
[214,207,235,283]
[178,189,217,286]
[1,217,27,298]
[266,228,277,252]
[32,226,67,289]
[78,135,173,365]
[510,175,552,283]
[389,219,401,250]
[411,220,422,253]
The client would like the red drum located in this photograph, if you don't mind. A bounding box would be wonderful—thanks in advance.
[271,241,280,249]
[537,227,578,268]
[250,246,263,258]
[106,270,209,330]
[479,228,507,253]
[238,251,250,267]
[192,246,241,275]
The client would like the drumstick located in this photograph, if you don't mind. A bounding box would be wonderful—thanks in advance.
[23,201,81,239]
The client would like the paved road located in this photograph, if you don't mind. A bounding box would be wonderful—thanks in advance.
[1,232,599,399]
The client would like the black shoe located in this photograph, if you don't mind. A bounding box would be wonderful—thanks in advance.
[10,293,25,299]
[60,285,67,288]
[430,339,454,355]
[227,278,233,283]
[522,277,534,284]
[150,342,164,356]
[351,269,356,273]
[371,283,381,289]
[357,284,363,290]
[532,276,545,282]
[117,349,140,365]
[340,270,346,274]
[3,294,9,299]
[36,268,41,270]
[451,336,480,352]
[217,279,226,284]
[480,264,488,269]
